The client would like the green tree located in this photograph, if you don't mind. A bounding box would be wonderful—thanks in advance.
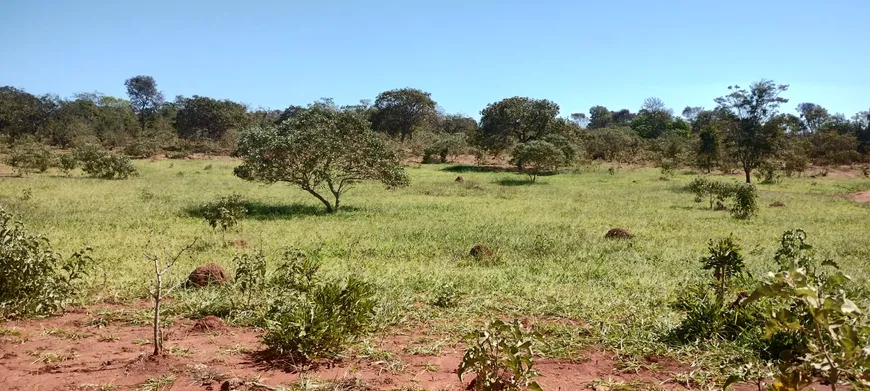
[371,88,437,142]
[715,80,789,183]
[631,97,674,139]
[587,105,612,129]
[174,95,251,140]
[124,75,164,134]
[439,114,478,135]
[233,100,409,213]
[511,140,566,183]
[474,97,560,156]
[796,102,830,134]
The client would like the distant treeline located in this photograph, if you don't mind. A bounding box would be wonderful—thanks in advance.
[1,76,868,180]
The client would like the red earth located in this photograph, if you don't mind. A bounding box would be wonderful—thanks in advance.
[0,302,774,391]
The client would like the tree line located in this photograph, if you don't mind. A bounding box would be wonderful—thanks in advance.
[1,76,868,182]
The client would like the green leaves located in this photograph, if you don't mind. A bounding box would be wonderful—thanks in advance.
[458,319,541,391]
[234,100,408,213]
[0,208,93,318]
[510,140,567,182]
[200,194,247,232]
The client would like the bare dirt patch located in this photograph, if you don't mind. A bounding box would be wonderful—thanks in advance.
[0,305,837,391]
[850,191,870,203]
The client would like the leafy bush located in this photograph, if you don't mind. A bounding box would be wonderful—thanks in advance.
[687,177,731,210]
[686,177,758,219]
[7,140,54,175]
[432,283,460,308]
[458,319,542,391]
[730,183,758,220]
[200,194,247,232]
[510,140,566,182]
[753,160,781,184]
[73,145,138,179]
[261,250,377,362]
[739,230,870,390]
[701,236,746,300]
[123,139,159,158]
[0,208,92,318]
[58,153,78,176]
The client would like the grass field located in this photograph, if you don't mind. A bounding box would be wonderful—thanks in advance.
[2,158,869,373]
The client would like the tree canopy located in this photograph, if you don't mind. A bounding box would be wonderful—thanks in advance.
[371,88,437,142]
[233,100,408,213]
[474,97,560,156]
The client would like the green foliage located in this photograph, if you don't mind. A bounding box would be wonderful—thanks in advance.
[701,236,746,301]
[422,133,468,164]
[200,194,247,232]
[687,177,731,210]
[174,95,251,140]
[730,183,758,220]
[745,230,870,390]
[458,319,542,391]
[432,283,460,308]
[58,153,78,176]
[754,160,781,184]
[686,177,758,219]
[122,139,159,158]
[262,251,376,361]
[0,208,92,318]
[73,144,138,179]
[715,80,789,183]
[234,99,409,213]
[370,88,437,142]
[7,140,54,175]
[510,140,566,182]
[474,97,561,156]
[580,126,644,163]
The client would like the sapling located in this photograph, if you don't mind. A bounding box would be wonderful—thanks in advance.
[144,238,197,356]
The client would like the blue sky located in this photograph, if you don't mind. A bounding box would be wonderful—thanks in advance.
[1,0,868,118]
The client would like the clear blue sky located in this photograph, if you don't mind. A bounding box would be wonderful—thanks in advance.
[1,0,868,118]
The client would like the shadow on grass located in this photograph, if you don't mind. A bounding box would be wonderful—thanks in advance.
[441,164,515,173]
[495,178,536,186]
[186,201,360,220]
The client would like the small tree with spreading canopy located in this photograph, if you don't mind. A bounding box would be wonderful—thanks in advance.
[233,100,408,213]
[510,140,566,183]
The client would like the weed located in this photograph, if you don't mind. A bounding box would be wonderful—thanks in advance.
[140,375,175,391]
[458,319,542,391]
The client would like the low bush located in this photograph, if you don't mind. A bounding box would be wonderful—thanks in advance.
[7,140,54,176]
[123,139,159,158]
[200,194,247,232]
[73,145,138,179]
[259,249,378,362]
[458,319,542,391]
[0,208,93,318]
[686,177,758,219]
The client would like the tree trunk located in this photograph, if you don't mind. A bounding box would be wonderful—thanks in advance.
[304,187,334,213]
[744,168,751,183]
[153,272,161,356]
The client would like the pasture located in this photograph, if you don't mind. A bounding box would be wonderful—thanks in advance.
[1,158,869,390]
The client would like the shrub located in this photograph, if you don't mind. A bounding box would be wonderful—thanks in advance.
[73,145,138,179]
[753,160,781,184]
[510,140,566,182]
[740,230,870,390]
[261,250,377,362]
[123,139,159,158]
[730,183,758,220]
[58,153,78,176]
[432,283,460,308]
[458,319,542,391]
[0,208,92,318]
[233,251,267,305]
[200,194,247,232]
[262,277,376,361]
[687,177,731,210]
[701,236,745,301]
[7,140,54,175]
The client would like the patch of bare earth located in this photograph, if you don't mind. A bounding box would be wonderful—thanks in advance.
[850,191,870,203]
[0,305,835,391]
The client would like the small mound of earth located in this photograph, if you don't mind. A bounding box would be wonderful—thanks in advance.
[469,244,493,258]
[192,315,226,333]
[769,201,786,207]
[455,176,465,183]
[850,191,870,203]
[188,263,230,287]
[604,228,632,239]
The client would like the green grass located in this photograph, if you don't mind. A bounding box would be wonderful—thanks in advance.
[2,159,869,372]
